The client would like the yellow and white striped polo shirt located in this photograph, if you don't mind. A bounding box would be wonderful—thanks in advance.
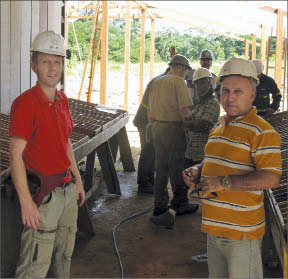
[201,107,282,240]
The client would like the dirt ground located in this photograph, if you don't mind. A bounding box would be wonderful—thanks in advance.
[70,130,283,278]
[71,171,209,278]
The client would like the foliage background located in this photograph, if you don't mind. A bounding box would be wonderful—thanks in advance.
[67,18,272,72]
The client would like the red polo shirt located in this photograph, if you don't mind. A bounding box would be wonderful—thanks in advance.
[10,84,74,175]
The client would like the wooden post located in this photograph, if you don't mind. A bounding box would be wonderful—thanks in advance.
[275,8,284,90]
[116,127,135,172]
[252,34,256,59]
[96,142,121,195]
[78,11,98,100]
[139,8,146,103]
[87,4,101,103]
[72,21,83,62]
[100,0,108,105]
[245,39,249,59]
[150,18,155,80]
[124,1,130,111]
[261,24,267,72]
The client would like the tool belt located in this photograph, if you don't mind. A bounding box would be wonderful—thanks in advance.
[26,170,72,207]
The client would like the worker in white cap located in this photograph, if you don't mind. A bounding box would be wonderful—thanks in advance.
[183,67,220,169]
[10,30,85,278]
[183,58,282,278]
[251,59,282,117]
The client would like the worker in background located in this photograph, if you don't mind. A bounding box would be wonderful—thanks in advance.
[133,67,170,194]
[10,30,85,278]
[187,49,220,102]
[183,58,282,278]
[148,54,197,229]
[183,67,220,174]
[251,59,282,117]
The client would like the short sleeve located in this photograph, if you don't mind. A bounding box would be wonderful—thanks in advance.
[252,128,282,175]
[9,96,35,141]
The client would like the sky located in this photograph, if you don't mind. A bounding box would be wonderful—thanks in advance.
[146,1,287,37]
[68,1,287,38]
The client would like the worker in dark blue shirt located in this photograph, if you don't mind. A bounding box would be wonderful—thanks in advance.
[251,59,282,116]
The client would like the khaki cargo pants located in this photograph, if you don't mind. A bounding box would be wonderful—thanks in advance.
[15,183,78,278]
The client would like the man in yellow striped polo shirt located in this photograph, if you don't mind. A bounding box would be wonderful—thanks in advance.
[183,57,282,278]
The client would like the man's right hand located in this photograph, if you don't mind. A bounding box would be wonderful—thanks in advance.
[182,166,200,188]
[20,199,41,230]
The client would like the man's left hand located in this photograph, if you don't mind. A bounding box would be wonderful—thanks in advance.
[75,179,85,207]
[198,176,224,198]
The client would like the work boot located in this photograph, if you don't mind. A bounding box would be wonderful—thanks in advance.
[149,210,174,229]
[152,207,168,216]
[176,203,199,216]
[137,183,154,194]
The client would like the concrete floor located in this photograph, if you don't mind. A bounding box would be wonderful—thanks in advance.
[70,165,283,278]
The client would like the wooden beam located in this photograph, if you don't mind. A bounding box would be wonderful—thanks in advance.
[116,127,135,172]
[124,1,131,111]
[87,4,102,102]
[139,8,145,103]
[78,11,98,100]
[274,9,284,90]
[252,33,257,59]
[161,14,251,43]
[261,24,267,72]
[150,18,155,80]
[72,21,83,62]
[151,4,231,33]
[100,0,108,105]
[259,6,287,17]
[245,39,250,59]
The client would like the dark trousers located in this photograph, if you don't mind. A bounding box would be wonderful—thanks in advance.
[137,125,155,186]
[152,121,188,212]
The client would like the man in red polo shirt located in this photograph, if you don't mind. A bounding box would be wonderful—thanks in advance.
[9,30,85,278]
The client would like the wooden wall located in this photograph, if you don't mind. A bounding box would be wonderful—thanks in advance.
[0,0,63,114]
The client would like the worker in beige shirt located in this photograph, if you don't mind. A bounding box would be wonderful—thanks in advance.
[148,54,198,229]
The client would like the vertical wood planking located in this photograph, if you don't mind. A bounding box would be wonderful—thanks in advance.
[100,1,108,105]
[21,1,32,93]
[124,1,131,111]
[48,0,62,34]
[139,8,145,103]
[10,1,22,105]
[31,1,40,87]
[48,0,63,91]
[0,1,11,113]
[39,0,48,32]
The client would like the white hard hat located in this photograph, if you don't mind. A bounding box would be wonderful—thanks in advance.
[251,59,264,76]
[219,57,259,85]
[200,49,213,59]
[30,30,66,57]
[193,67,213,83]
[169,54,192,70]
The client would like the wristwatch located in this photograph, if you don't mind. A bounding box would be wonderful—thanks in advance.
[221,176,231,190]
